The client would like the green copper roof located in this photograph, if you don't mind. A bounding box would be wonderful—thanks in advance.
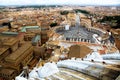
[21,26,40,32]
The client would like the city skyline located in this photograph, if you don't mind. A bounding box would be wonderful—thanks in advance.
[0,0,120,6]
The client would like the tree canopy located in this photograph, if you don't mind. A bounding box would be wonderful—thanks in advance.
[50,22,57,27]
[74,9,90,15]
[98,16,120,29]
[60,11,69,15]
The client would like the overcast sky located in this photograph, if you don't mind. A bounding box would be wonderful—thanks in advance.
[0,0,120,6]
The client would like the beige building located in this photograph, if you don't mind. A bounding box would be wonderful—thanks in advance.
[0,47,10,61]
[5,43,33,67]
[24,33,36,41]
[0,68,16,80]
[67,12,76,26]
[0,42,34,80]
[0,36,19,52]
[81,18,92,27]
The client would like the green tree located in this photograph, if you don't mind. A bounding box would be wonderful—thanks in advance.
[74,9,90,15]
[50,22,57,27]
[60,11,69,15]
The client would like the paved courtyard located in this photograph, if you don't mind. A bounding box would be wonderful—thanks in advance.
[56,14,97,43]
[56,26,96,43]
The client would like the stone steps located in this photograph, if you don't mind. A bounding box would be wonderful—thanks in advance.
[46,75,60,80]
[46,67,98,80]
[59,68,98,80]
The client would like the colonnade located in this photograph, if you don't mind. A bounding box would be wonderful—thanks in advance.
[55,21,109,44]
[63,37,91,43]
